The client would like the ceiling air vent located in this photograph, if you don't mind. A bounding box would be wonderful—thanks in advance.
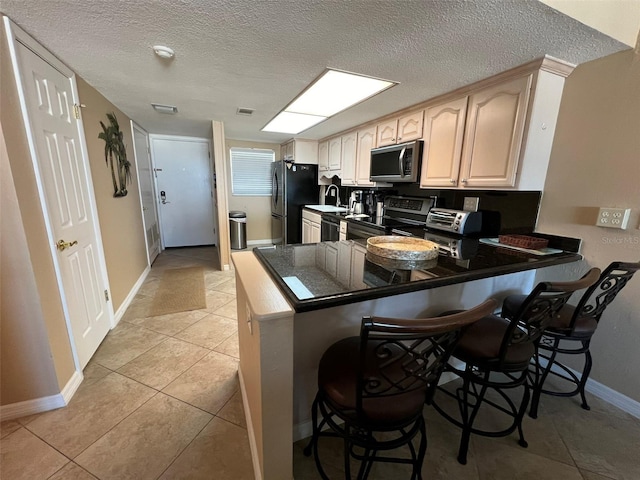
[236,108,254,116]
[151,103,178,114]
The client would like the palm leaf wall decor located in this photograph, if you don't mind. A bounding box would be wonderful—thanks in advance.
[98,112,131,197]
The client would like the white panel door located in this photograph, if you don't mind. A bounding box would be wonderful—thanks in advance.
[132,123,160,263]
[13,37,111,368]
[151,137,216,247]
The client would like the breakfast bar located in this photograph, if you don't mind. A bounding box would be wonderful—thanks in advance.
[232,239,581,480]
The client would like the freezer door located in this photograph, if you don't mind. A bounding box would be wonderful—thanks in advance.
[271,213,285,245]
[271,161,285,217]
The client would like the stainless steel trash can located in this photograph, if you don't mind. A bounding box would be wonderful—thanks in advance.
[229,211,247,250]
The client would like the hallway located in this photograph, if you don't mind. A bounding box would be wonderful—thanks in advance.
[1,247,254,479]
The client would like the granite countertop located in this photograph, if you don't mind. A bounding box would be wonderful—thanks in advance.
[253,239,582,312]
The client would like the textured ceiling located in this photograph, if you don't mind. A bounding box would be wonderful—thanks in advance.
[2,0,628,143]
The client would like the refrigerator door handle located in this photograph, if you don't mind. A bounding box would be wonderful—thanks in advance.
[271,171,276,206]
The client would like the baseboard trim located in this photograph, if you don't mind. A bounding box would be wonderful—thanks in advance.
[539,357,640,420]
[113,265,150,326]
[238,367,262,480]
[0,370,85,421]
[293,420,313,443]
[61,370,84,404]
[247,239,273,246]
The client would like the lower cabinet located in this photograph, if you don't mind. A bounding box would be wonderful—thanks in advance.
[302,209,321,244]
[350,243,367,290]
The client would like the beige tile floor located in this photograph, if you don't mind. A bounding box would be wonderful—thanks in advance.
[2,245,640,479]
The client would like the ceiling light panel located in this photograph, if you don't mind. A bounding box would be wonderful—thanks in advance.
[286,70,396,117]
[262,111,326,134]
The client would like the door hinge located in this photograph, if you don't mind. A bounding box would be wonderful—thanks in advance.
[104,289,110,302]
[73,103,85,119]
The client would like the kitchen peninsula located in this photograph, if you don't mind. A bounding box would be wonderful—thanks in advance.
[231,239,581,480]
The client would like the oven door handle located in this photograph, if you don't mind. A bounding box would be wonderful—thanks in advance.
[348,225,378,239]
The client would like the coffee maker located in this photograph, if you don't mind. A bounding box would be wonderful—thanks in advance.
[363,191,376,217]
[350,190,365,214]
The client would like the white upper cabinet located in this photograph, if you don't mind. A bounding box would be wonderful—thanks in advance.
[318,141,329,172]
[281,139,318,164]
[340,132,357,186]
[328,137,342,171]
[459,75,532,188]
[355,126,377,186]
[420,97,468,187]
[377,111,424,147]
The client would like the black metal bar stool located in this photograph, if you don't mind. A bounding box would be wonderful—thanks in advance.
[431,268,600,465]
[303,299,497,480]
[502,261,640,418]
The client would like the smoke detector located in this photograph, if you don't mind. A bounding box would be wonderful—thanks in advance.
[153,45,175,59]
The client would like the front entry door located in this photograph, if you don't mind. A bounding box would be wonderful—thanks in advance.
[151,136,216,248]
[132,123,160,264]
[9,21,112,368]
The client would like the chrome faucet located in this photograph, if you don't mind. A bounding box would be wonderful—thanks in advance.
[325,184,340,207]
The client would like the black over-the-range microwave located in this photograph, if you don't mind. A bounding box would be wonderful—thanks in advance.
[369,140,423,183]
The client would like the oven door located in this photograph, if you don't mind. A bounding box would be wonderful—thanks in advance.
[320,217,340,241]
[346,221,386,240]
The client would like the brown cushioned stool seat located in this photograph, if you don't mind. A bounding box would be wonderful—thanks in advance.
[318,337,427,427]
[453,314,535,370]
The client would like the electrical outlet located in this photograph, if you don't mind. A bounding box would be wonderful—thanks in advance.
[596,207,630,229]
[463,197,480,212]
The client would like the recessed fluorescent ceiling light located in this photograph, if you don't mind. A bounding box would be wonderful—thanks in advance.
[262,112,326,134]
[151,103,178,114]
[262,69,396,134]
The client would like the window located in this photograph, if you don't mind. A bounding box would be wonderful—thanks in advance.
[230,148,275,196]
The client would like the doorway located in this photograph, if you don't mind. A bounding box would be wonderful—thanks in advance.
[132,122,160,264]
[150,135,217,248]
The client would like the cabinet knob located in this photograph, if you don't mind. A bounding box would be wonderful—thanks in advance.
[450,179,456,184]
[397,137,402,141]
[461,179,468,184]
[391,138,396,142]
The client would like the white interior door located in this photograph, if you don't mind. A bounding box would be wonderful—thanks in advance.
[151,136,216,248]
[132,122,160,263]
[8,20,112,369]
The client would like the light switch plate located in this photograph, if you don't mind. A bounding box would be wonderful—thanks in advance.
[596,207,630,229]
[463,197,479,212]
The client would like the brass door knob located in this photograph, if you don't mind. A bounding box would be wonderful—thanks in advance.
[56,239,78,251]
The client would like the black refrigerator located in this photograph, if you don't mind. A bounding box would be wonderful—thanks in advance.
[271,161,319,245]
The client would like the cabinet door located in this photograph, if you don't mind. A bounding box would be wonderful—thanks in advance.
[397,111,424,143]
[325,244,338,277]
[337,242,352,286]
[284,141,294,161]
[377,119,398,147]
[350,244,367,290]
[302,218,311,244]
[310,221,321,243]
[356,126,377,186]
[420,97,468,188]
[460,75,532,187]
[328,137,342,171]
[318,141,329,172]
[340,132,357,185]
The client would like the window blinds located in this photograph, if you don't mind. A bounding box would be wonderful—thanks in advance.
[230,148,275,196]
